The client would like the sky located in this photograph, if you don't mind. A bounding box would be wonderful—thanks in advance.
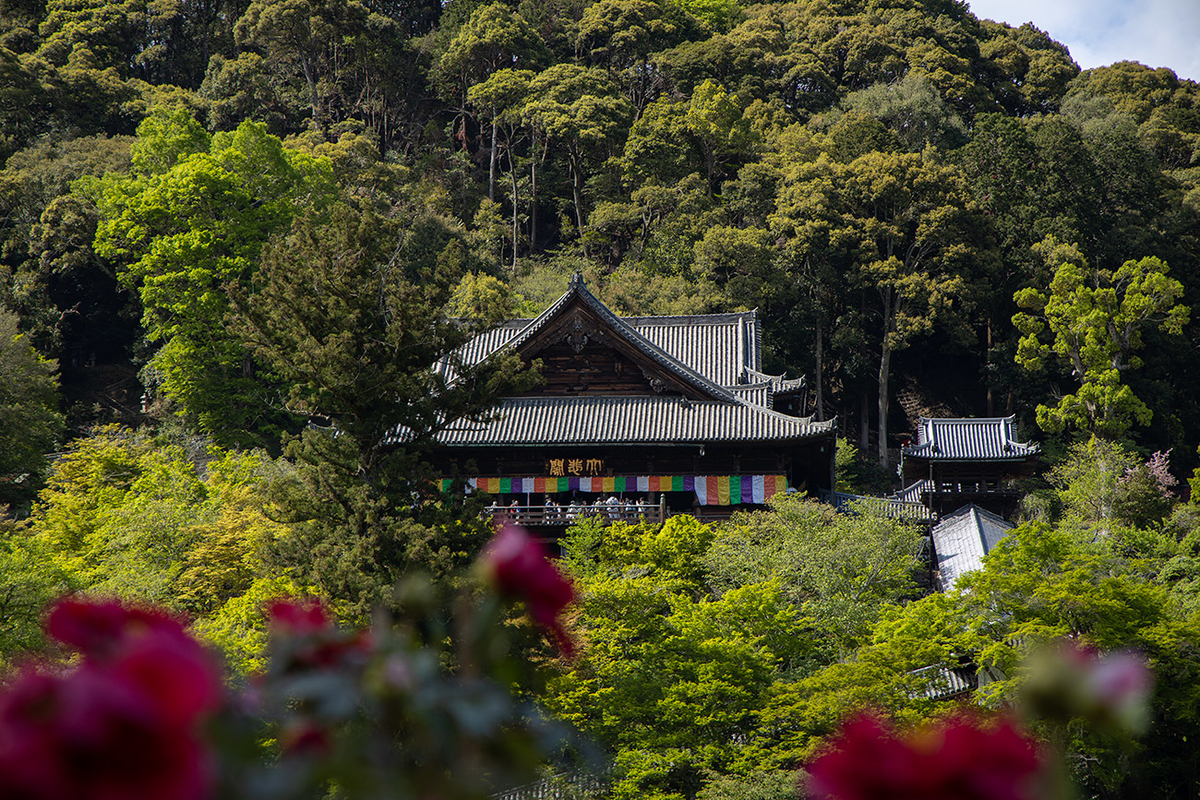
[966,0,1200,82]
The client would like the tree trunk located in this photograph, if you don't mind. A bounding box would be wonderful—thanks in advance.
[985,315,994,416]
[704,144,716,198]
[488,114,498,203]
[878,340,892,468]
[530,139,539,253]
[814,324,825,421]
[302,57,321,130]
[569,146,587,258]
[508,143,519,277]
[860,392,869,453]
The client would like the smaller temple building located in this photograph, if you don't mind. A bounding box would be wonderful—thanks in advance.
[899,416,1040,517]
[929,504,1015,591]
[421,275,837,527]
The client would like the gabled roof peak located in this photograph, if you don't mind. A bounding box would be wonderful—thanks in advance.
[505,276,739,403]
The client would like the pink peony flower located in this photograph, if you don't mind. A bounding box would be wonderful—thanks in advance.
[483,524,576,656]
[807,713,1044,800]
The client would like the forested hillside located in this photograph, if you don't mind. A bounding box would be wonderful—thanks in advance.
[2,0,1199,470]
[4,1,1200,796]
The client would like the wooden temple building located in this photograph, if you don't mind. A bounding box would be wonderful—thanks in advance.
[898,417,1040,517]
[423,274,837,526]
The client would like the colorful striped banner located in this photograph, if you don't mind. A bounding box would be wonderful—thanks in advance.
[448,474,790,506]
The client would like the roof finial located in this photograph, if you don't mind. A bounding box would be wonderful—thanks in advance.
[569,271,583,288]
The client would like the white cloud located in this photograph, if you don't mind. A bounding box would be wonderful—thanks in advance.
[966,0,1200,81]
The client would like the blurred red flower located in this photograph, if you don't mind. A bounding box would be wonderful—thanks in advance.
[0,597,223,800]
[807,713,1044,800]
[46,597,183,659]
[483,524,576,656]
[268,598,333,635]
[0,666,214,800]
[267,598,374,670]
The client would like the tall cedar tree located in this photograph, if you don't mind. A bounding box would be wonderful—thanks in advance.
[228,202,535,616]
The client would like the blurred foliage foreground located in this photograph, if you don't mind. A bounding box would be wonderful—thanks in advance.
[0,519,1161,800]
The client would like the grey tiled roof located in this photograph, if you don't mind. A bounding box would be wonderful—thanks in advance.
[628,313,760,386]
[446,284,766,389]
[421,395,833,447]
[826,490,937,522]
[402,276,835,449]
[892,480,933,504]
[903,416,1039,461]
[931,504,1014,591]
[729,382,771,406]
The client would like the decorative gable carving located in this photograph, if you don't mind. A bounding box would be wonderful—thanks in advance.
[513,296,726,400]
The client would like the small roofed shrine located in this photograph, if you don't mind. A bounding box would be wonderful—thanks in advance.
[417,274,837,527]
[899,416,1040,517]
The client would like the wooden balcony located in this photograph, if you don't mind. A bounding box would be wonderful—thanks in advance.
[487,501,665,527]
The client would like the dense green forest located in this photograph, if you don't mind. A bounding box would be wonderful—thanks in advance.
[4,0,1200,796]
[3,0,1200,466]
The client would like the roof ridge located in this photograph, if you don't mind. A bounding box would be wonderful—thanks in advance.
[623,312,756,324]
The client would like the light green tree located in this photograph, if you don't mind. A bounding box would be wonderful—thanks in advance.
[549,515,808,800]
[685,80,758,195]
[705,496,924,656]
[547,505,931,798]
[88,109,336,443]
[1013,236,1189,438]
[28,427,283,611]
[0,308,64,509]
[0,512,72,665]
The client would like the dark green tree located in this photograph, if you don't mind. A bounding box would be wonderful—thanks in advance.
[772,149,990,466]
[522,64,631,256]
[437,2,548,203]
[228,201,535,616]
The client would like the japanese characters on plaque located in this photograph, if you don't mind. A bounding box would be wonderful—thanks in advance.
[546,457,604,476]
